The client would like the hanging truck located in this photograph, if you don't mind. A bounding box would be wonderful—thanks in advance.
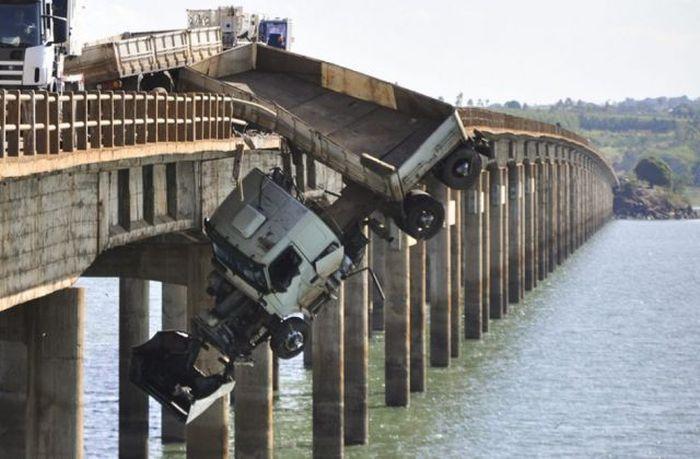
[130,43,493,423]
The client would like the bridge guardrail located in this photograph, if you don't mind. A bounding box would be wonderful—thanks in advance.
[0,91,236,159]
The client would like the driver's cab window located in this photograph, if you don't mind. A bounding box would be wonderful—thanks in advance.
[269,246,303,293]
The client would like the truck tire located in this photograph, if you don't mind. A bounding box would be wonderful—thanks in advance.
[394,189,445,240]
[434,147,483,190]
[270,316,310,360]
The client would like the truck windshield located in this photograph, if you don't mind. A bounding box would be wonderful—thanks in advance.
[0,3,41,48]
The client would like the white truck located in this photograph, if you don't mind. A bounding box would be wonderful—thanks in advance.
[0,0,81,90]
[131,44,494,423]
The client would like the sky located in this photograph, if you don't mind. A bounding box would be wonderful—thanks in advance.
[80,0,700,105]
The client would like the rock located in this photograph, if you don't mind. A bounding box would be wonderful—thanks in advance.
[613,178,698,220]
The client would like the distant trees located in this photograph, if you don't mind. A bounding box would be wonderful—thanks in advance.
[504,100,522,110]
[579,115,676,133]
[454,92,464,107]
[634,157,673,188]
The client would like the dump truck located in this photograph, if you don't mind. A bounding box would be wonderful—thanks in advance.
[132,43,493,423]
[64,27,222,89]
[0,0,82,90]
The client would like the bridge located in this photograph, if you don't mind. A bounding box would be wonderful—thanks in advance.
[0,44,616,459]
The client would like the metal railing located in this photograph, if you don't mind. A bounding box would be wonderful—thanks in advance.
[0,90,236,158]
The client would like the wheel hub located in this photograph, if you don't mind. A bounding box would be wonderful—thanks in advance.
[454,159,471,177]
[284,330,304,352]
[418,211,436,230]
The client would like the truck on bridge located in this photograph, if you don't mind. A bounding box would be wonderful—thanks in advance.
[131,43,494,423]
[0,0,82,91]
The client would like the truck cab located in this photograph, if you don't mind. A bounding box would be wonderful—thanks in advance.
[0,0,79,90]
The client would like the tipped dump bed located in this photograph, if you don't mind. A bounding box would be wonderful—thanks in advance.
[180,44,468,201]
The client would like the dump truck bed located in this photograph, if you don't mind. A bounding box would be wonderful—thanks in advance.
[179,44,468,201]
[65,27,223,86]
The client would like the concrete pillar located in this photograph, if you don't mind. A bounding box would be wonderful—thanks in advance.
[489,165,505,319]
[427,180,451,367]
[385,226,410,406]
[303,327,313,369]
[568,161,576,255]
[161,284,187,444]
[273,356,280,394]
[0,306,28,459]
[463,175,483,339]
[537,160,548,279]
[558,161,568,263]
[234,343,273,459]
[119,278,149,459]
[370,230,387,332]
[186,245,229,459]
[507,162,523,304]
[409,240,426,392]
[313,288,344,459]
[524,162,537,291]
[344,234,368,445]
[449,190,462,358]
[26,288,85,459]
[501,168,510,313]
[547,160,558,273]
[480,171,490,333]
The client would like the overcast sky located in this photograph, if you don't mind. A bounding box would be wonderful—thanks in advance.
[81,0,699,105]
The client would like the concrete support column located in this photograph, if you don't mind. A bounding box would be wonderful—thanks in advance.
[463,176,483,339]
[538,161,548,278]
[409,240,426,392]
[313,288,344,459]
[524,162,537,291]
[449,190,462,358]
[303,327,313,369]
[384,226,410,406]
[234,343,273,459]
[161,284,187,444]
[427,180,451,367]
[0,306,28,459]
[26,288,85,459]
[547,160,558,273]
[186,245,229,459]
[119,278,149,459]
[501,168,510,313]
[370,230,387,332]
[507,162,523,304]
[344,233,368,445]
[489,166,505,319]
[568,162,576,254]
[480,171,490,333]
[558,162,569,263]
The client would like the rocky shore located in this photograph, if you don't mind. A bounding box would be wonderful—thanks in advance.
[613,179,698,220]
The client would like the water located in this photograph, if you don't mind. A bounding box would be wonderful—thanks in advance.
[79,220,700,458]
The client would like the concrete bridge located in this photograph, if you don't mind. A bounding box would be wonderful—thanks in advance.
[0,47,616,459]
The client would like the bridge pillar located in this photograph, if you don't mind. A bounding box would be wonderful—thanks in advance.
[371,229,387,332]
[547,160,559,273]
[480,170,491,333]
[313,287,344,459]
[186,245,230,459]
[119,278,149,459]
[489,165,505,319]
[0,306,27,459]
[568,161,576,255]
[463,174,483,339]
[427,179,451,367]
[449,190,462,357]
[344,229,368,444]
[162,284,187,444]
[26,288,85,459]
[385,225,410,406]
[524,161,537,291]
[303,326,314,369]
[501,167,510,313]
[508,162,523,304]
[558,161,569,263]
[234,342,273,459]
[537,160,548,279]
[410,240,427,392]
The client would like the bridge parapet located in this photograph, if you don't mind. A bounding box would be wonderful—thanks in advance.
[0,90,241,178]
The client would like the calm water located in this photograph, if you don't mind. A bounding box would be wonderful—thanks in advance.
[79,219,700,458]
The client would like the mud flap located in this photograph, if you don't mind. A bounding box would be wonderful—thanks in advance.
[130,331,234,424]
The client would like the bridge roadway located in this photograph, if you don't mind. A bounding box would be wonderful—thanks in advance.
[0,45,616,459]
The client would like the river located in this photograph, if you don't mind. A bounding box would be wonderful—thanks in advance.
[78,219,700,458]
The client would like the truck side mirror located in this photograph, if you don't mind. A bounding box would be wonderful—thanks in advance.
[53,18,68,44]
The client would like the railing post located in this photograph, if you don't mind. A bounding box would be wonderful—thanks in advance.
[76,91,88,150]
[25,91,36,156]
[7,90,21,156]
[36,91,49,154]
[1,90,6,158]
[136,92,147,145]
[49,93,60,154]
[147,92,157,143]
[89,90,102,149]
[64,92,76,152]
[103,92,115,148]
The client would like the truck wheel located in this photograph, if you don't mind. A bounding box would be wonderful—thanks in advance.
[395,190,445,240]
[270,317,310,360]
[434,147,482,190]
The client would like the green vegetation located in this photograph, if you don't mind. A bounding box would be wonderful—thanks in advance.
[479,96,700,205]
[634,157,673,188]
